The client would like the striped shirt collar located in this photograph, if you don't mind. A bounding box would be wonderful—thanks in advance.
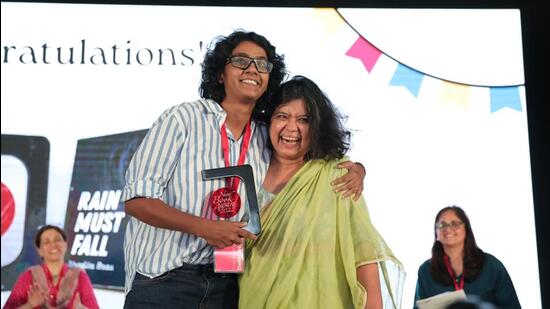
[201,98,259,140]
[201,98,226,115]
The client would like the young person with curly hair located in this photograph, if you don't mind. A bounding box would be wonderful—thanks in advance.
[122,31,366,309]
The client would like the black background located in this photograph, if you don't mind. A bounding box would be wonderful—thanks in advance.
[2,0,548,307]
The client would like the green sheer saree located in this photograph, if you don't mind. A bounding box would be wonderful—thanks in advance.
[239,158,405,309]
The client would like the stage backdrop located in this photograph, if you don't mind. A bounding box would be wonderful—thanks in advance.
[1,3,541,308]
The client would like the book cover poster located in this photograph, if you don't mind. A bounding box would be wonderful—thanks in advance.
[64,130,147,289]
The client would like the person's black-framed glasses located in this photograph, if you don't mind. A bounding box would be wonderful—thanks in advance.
[226,55,273,73]
[435,221,464,230]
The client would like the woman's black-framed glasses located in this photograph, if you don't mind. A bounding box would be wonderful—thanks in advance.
[226,55,273,73]
[435,221,464,230]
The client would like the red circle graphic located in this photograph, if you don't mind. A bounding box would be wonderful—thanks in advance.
[1,182,16,236]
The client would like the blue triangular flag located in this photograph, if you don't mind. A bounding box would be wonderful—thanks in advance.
[490,86,522,112]
[390,63,424,97]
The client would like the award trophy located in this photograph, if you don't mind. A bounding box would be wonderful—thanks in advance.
[202,164,261,273]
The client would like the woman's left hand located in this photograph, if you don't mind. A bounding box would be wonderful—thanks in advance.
[332,161,366,201]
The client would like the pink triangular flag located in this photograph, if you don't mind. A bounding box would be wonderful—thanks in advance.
[345,36,382,73]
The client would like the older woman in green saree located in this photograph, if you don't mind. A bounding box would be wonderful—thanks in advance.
[239,76,405,309]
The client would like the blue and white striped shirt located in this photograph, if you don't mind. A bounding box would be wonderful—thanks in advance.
[122,98,270,294]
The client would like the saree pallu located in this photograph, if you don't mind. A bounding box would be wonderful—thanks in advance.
[239,158,405,309]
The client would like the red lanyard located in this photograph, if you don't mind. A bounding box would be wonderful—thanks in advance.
[220,120,252,190]
[43,264,67,305]
[443,255,464,290]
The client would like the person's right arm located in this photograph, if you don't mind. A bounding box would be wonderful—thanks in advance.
[414,263,430,309]
[124,110,255,248]
[125,197,256,248]
[3,269,47,309]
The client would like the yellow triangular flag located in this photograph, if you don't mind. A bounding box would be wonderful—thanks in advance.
[312,8,345,35]
[440,80,470,110]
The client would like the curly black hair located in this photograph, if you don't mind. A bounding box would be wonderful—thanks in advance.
[430,205,485,285]
[267,75,351,161]
[199,30,287,121]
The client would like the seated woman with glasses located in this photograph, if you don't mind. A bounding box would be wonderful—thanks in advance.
[414,206,521,308]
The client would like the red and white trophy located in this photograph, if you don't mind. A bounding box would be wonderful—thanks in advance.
[202,164,261,273]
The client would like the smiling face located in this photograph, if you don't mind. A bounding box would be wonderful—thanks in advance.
[269,99,311,163]
[220,41,270,105]
[436,209,466,249]
[37,228,67,263]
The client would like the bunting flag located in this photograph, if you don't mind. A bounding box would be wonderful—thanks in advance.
[312,8,345,35]
[345,36,382,73]
[440,81,471,110]
[490,87,522,113]
[389,63,424,97]
[344,34,523,113]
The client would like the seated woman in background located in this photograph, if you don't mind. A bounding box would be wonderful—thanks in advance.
[3,225,99,309]
[414,205,521,309]
[239,76,404,309]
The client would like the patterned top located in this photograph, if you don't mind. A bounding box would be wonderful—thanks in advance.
[3,264,99,309]
[122,98,271,294]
